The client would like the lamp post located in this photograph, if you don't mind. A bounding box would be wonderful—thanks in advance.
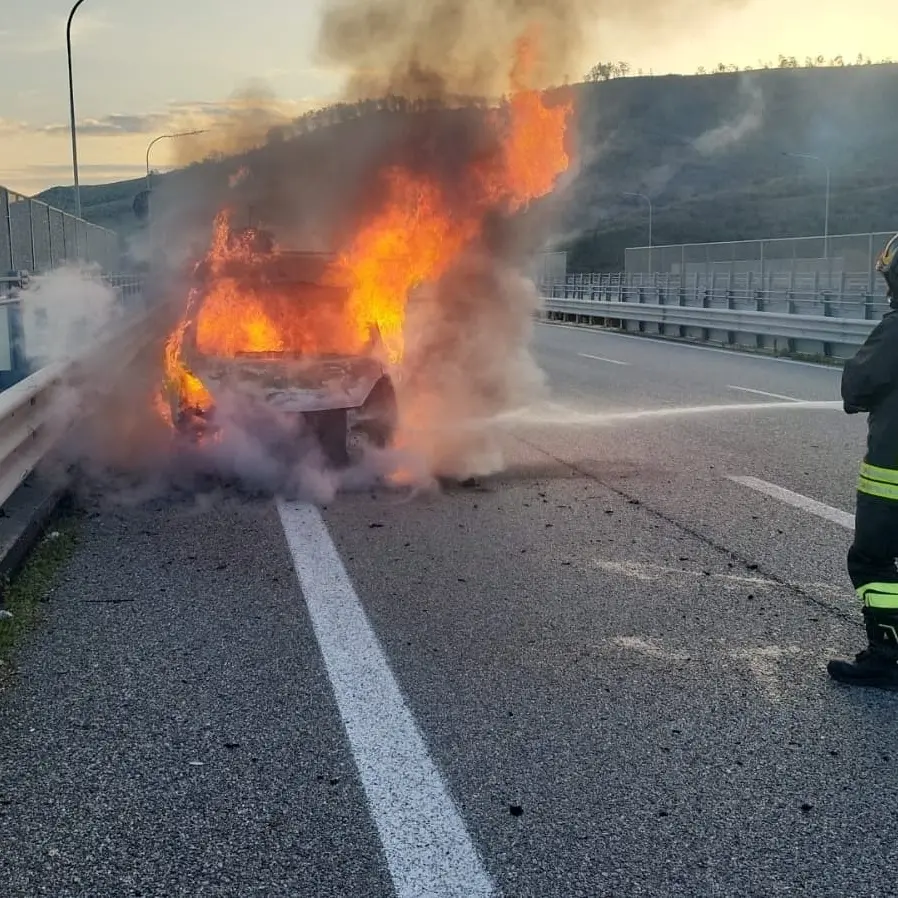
[67,0,90,220]
[784,152,831,257]
[145,129,208,192]
[144,130,208,248]
[623,192,653,273]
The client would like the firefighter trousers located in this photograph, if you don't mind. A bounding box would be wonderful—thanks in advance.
[848,491,898,649]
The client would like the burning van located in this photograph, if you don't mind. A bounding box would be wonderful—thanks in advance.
[160,214,399,467]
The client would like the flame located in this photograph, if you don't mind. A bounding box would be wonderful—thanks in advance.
[158,210,368,425]
[337,170,480,364]
[195,283,285,356]
[159,306,213,427]
[335,27,572,365]
[158,27,573,441]
[498,36,572,209]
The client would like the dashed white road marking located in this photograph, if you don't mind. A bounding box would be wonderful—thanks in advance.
[276,499,494,898]
[498,399,842,428]
[578,352,631,366]
[536,320,846,371]
[612,636,692,663]
[728,475,854,530]
[728,645,803,703]
[591,559,844,596]
[727,385,804,403]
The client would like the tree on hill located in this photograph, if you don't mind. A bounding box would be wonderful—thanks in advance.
[586,52,893,80]
[584,61,632,82]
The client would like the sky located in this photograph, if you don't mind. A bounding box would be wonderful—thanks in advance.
[0,0,895,198]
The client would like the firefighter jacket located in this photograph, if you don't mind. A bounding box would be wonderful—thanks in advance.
[842,309,898,500]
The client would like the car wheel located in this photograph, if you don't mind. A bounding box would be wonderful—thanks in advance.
[354,376,398,449]
[311,409,350,468]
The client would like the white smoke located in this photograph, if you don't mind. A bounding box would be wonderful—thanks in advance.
[693,77,764,156]
[18,264,122,368]
[642,74,765,196]
[395,253,548,481]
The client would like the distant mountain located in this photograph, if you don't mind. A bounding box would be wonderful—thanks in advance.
[36,177,147,233]
[35,63,898,272]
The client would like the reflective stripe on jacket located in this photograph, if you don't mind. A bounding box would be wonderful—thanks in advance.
[858,580,898,609]
[858,461,898,501]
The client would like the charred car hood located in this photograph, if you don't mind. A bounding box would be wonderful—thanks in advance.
[191,353,389,412]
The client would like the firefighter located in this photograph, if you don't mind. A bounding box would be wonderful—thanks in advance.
[828,233,898,688]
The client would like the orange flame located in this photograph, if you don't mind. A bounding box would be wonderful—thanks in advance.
[158,28,573,435]
[159,304,213,427]
[337,170,481,364]
[335,29,572,364]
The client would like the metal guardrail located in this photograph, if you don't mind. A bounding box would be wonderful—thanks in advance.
[547,271,890,314]
[0,271,149,389]
[0,286,166,508]
[539,278,883,359]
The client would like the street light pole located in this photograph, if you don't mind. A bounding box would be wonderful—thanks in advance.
[144,130,208,247]
[145,129,208,192]
[784,152,831,257]
[623,192,653,272]
[67,0,89,220]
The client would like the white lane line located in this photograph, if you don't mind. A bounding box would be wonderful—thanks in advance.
[578,352,631,366]
[498,399,841,427]
[727,385,804,402]
[727,475,854,530]
[275,499,494,898]
[536,321,843,371]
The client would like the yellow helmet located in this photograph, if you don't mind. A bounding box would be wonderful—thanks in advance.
[876,234,898,272]
[876,233,898,301]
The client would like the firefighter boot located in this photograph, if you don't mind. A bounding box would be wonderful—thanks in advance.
[827,607,898,690]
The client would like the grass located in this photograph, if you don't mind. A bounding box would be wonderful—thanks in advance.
[0,511,80,684]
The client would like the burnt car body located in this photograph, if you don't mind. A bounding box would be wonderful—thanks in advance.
[167,228,398,467]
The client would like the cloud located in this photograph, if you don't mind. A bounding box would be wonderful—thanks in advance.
[0,119,26,135]
[39,113,173,137]
[32,96,329,140]
[20,163,148,174]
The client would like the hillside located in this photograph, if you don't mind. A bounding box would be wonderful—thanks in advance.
[36,63,898,272]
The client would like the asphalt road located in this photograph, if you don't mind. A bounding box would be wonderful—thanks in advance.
[2,321,896,898]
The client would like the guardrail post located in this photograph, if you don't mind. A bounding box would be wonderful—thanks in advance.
[4,196,12,270]
[725,288,735,346]
[864,293,876,321]
[820,289,834,357]
[785,287,796,355]
[677,279,686,338]
[701,281,713,343]
[754,289,765,349]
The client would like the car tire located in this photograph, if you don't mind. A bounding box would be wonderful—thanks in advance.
[354,375,398,449]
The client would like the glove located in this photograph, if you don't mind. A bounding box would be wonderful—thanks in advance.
[844,401,866,414]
